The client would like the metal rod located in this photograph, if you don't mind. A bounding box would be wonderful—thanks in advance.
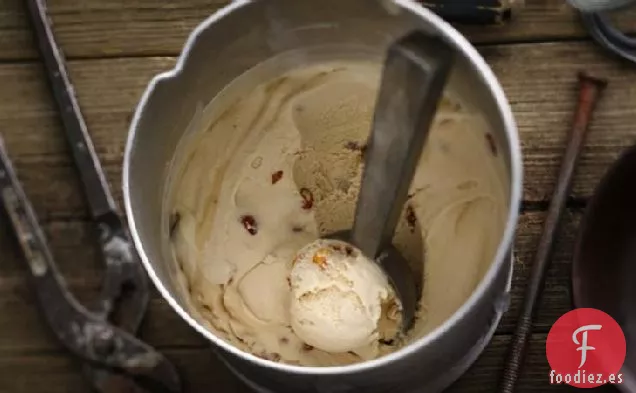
[498,71,608,393]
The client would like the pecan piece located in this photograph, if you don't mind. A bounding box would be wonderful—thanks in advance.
[344,141,361,151]
[299,188,314,210]
[312,250,328,269]
[379,339,395,346]
[345,245,355,257]
[271,170,283,184]
[344,141,367,159]
[240,215,258,235]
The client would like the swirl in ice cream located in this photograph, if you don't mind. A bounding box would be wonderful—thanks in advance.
[166,54,508,366]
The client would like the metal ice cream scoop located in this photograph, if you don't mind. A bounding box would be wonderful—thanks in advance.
[330,31,455,333]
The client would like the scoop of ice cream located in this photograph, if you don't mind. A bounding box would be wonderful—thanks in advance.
[289,238,401,354]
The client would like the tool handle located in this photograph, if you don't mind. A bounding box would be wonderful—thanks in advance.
[0,136,88,344]
[25,0,149,332]
[421,0,517,25]
[25,0,116,219]
[350,31,454,259]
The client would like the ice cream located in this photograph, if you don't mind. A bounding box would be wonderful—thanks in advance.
[289,239,401,355]
[166,52,509,366]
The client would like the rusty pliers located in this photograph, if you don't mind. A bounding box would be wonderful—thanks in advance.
[0,1,182,392]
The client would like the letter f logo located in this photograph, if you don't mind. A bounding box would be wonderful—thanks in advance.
[573,324,602,368]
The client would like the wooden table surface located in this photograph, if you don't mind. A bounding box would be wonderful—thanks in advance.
[1,1,635,392]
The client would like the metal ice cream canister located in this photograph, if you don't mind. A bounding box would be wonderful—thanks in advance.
[122,0,523,392]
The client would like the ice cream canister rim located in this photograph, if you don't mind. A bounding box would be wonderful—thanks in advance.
[122,0,523,376]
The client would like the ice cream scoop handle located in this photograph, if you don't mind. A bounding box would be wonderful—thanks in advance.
[351,31,454,258]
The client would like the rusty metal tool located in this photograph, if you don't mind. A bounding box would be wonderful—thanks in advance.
[25,0,148,340]
[0,0,182,392]
[498,72,608,393]
[0,138,180,393]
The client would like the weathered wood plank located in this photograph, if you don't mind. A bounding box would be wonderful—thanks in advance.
[0,348,249,393]
[0,334,619,393]
[0,209,580,353]
[0,57,173,220]
[480,41,636,202]
[1,0,635,60]
[1,41,634,219]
